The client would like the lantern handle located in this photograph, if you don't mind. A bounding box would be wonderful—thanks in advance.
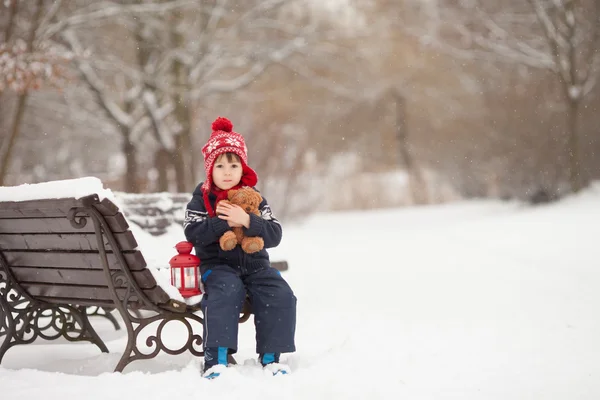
[175,241,193,254]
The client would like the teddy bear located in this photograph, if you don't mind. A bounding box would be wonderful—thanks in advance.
[217,187,264,254]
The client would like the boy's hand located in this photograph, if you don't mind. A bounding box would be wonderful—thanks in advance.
[217,203,251,228]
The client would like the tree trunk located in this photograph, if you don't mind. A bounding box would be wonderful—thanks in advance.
[171,79,195,192]
[0,93,28,186]
[133,16,176,193]
[2,0,18,42]
[392,90,428,204]
[172,93,193,192]
[566,97,583,192]
[182,121,195,189]
[171,88,194,193]
[0,0,43,186]
[0,0,18,157]
[0,101,4,152]
[121,126,139,193]
[154,148,171,192]
[170,9,195,192]
[173,133,187,192]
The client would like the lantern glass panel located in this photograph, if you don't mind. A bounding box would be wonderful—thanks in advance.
[184,266,196,289]
[172,268,182,289]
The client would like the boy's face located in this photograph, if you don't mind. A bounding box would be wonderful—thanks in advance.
[212,154,243,190]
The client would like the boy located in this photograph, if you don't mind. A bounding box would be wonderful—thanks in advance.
[183,117,297,379]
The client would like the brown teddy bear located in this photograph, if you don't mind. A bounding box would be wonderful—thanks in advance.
[217,187,264,254]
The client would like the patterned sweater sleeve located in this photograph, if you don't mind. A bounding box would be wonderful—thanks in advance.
[243,196,283,248]
[183,192,230,246]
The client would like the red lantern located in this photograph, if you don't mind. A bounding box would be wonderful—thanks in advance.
[170,241,201,298]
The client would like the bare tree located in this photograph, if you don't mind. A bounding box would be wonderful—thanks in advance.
[54,1,341,193]
[411,0,600,193]
[0,0,199,189]
[0,0,63,186]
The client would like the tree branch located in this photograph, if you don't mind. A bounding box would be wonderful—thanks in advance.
[62,30,134,128]
[42,0,198,40]
[2,0,19,42]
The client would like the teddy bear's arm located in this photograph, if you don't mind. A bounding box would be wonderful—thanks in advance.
[243,197,282,249]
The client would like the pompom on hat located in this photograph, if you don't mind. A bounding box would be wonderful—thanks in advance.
[200,117,258,215]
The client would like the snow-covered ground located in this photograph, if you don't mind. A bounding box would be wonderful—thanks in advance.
[2,179,600,399]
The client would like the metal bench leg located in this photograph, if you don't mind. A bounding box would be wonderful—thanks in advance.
[0,260,19,363]
[0,282,20,364]
[0,264,109,362]
[0,262,40,363]
[70,306,110,353]
[13,303,109,355]
[112,309,204,373]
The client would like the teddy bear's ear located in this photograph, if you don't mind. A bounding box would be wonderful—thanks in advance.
[228,189,238,200]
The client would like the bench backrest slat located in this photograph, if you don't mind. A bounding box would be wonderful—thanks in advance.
[20,283,170,307]
[0,215,130,234]
[11,267,156,288]
[3,250,147,270]
[0,231,138,252]
[0,198,88,218]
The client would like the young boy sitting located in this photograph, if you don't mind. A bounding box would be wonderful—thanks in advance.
[183,117,297,378]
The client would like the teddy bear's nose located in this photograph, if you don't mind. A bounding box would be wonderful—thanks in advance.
[246,206,251,212]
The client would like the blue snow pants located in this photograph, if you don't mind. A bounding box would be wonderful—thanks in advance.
[200,264,296,354]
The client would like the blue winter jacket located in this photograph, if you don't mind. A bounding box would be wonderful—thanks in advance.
[183,183,282,273]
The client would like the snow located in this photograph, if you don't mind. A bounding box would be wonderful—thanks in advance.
[2,180,600,399]
[0,176,115,202]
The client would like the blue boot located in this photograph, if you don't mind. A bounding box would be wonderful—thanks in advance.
[203,347,228,379]
[260,353,289,376]
[259,352,280,366]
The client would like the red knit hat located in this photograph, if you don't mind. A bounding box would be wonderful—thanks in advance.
[200,117,258,213]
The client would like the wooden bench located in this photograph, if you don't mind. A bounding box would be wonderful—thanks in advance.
[0,193,276,372]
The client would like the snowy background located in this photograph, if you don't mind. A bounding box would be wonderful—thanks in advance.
[2,178,600,399]
[3,2,600,398]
